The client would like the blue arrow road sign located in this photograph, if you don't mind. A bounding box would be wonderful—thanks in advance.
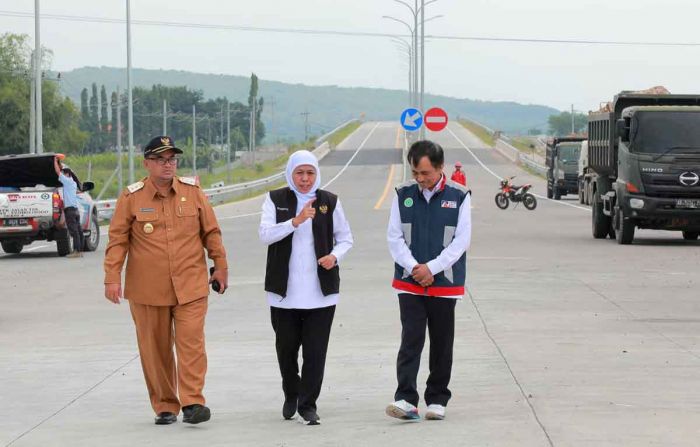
[400,108,423,132]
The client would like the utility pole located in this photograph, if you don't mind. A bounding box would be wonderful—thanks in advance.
[220,102,224,152]
[226,100,231,184]
[269,96,276,144]
[301,110,310,142]
[34,0,43,153]
[29,51,36,154]
[162,99,167,135]
[126,0,135,184]
[251,100,257,164]
[571,104,575,134]
[116,87,123,191]
[192,104,197,177]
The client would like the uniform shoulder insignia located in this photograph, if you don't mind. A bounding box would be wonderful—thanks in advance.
[126,181,144,194]
[178,176,198,187]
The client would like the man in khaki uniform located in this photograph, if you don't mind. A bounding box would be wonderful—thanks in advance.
[104,136,228,425]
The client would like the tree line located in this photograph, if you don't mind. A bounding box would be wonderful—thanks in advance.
[79,76,265,154]
[0,32,265,156]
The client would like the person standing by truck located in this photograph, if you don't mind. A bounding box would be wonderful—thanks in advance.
[54,156,84,258]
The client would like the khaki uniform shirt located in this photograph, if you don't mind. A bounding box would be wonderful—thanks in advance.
[104,176,228,306]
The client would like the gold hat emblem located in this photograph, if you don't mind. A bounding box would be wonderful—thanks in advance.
[143,223,154,234]
[160,137,171,146]
[319,205,328,214]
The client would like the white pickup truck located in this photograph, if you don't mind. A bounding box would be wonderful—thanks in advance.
[0,153,100,256]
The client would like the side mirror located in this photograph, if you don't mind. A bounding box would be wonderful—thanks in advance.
[616,119,629,141]
[81,181,95,192]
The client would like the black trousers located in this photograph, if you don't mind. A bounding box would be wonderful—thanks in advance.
[64,206,83,252]
[395,293,456,407]
[270,305,335,414]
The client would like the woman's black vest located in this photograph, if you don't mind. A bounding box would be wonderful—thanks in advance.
[264,187,340,297]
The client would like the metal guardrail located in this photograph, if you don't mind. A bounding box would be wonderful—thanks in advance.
[97,139,335,221]
[494,138,547,176]
[313,119,359,147]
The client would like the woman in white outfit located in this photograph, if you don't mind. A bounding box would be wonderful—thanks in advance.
[259,150,353,425]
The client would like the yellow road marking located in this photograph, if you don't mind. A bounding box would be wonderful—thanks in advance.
[374,164,396,210]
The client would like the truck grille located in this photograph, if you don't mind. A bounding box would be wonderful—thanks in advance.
[642,172,700,198]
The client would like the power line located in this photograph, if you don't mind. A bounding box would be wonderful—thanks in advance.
[2,9,700,47]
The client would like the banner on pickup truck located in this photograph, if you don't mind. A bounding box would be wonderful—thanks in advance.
[0,193,53,218]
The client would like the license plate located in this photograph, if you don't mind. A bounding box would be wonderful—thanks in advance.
[676,199,700,209]
[3,218,29,226]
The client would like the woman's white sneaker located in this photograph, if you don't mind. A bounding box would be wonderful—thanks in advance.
[425,404,445,420]
[385,400,420,420]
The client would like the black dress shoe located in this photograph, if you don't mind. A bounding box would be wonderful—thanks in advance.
[283,396,298,420]
[299,410,320,426]
[182,404,211,424]
[154,412,177,425]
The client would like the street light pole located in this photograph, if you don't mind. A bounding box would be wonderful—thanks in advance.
[420,0,425,138]
[126,0,135,184]
[192,104,197,177]
[34,0,43,153]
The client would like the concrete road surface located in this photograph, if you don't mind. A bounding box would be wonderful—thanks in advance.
[1,122,699,446]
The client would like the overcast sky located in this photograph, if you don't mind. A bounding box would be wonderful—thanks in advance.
[3,0,700,112]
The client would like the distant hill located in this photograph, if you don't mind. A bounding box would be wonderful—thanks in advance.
[56,66,558,142]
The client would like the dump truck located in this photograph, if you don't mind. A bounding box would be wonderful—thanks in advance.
[588,91,700,244]
[546,136,585,200]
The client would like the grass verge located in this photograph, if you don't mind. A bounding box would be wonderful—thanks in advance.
[458,119,496,147]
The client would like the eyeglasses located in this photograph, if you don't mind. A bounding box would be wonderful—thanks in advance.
[147,156,180,166]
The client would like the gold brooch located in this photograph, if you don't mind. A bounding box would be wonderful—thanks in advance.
[319,205,328,214]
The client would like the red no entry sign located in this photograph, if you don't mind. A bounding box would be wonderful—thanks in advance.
[424,107,449,132]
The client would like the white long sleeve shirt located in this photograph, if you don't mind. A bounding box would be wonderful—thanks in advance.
[259,193,354,309]
[387,180,472,299]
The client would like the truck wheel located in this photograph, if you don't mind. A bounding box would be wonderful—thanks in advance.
[615,208,635,245]
[82,214,101,251]
[1,241,23,254]
[682,231,699,240]
[55,228,71,257]
[546,185,553,199]
[592,191,611,239]
[494,193,509,210]
[553,186,561,200]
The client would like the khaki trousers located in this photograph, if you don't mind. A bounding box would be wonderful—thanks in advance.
[128,297,208,415]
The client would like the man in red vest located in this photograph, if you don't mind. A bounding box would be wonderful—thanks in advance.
[450,161,466,186]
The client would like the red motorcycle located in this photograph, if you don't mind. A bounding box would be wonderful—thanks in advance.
[495,176,537,210]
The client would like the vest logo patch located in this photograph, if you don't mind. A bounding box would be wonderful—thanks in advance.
[441,200,457,209]
[403,197,414,208]
[319,205,328,214]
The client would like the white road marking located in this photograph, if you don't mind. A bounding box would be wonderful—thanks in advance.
[217,122,381,222]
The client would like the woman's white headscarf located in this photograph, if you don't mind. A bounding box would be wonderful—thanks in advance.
[285,150,321,203]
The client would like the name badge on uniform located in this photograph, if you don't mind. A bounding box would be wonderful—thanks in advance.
[441,200,457,209]
[140,207,155,212]
[143,223,154,234]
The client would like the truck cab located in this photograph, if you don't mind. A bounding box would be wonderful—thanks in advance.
[589,93,700,244]
[546,137,585,200]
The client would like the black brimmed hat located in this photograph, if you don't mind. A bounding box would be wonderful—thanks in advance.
[144,136,183,157]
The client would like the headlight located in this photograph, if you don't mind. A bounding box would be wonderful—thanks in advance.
[630,198,645,209]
